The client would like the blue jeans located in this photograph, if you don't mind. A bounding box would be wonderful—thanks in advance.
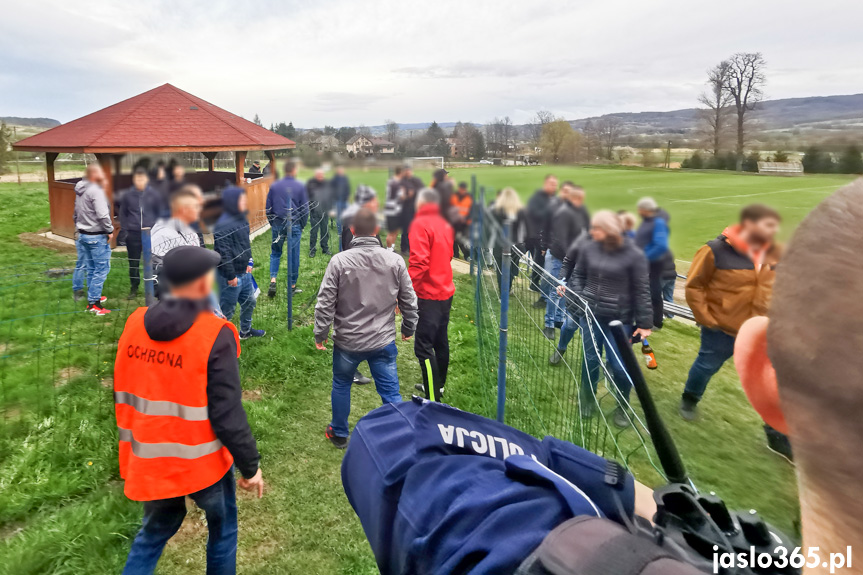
[557,314,579,352]
[683,327,736,402]
[72,233,112,304]
[662,277,676,318]
[123,468,238,575]
[543,253,564,328]
[580,316,633,402]
[268,220,288,280]
[217,273,257,334]
[330,341,401,437]
[289,224,302,287]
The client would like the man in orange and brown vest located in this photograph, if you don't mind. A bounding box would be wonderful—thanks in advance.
[450,181,473,259]
[115,245,263,575]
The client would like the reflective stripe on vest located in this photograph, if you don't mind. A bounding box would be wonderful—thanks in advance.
[117,427,224,459]
[114,390,209,421]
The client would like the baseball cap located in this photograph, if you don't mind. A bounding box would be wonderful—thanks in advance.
[433,168,449,180]
[355,185,377,205]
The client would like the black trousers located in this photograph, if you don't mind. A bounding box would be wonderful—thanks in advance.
[525,238,543,293]
[309,209,330,252]
[648,260,665,329]
[415,297,452,401]
[400,207,415,253]
[453,223,470,259]
[126,231,143,292]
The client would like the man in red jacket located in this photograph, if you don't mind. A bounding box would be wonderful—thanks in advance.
[409,188,455,402]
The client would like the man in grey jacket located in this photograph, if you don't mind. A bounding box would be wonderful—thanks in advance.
[314,209,419,448]
[72,164,115,315]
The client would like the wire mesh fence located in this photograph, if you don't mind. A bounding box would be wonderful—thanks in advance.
[469,193,666,484]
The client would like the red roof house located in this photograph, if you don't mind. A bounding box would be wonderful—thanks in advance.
[14,84,295,238]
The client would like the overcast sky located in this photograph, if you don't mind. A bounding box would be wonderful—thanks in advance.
[2,0,861,128]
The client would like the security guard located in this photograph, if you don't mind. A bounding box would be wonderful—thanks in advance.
[115,245,264,575]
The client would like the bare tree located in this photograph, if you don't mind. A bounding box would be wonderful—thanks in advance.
[723,52,766,171]
[527,110,555,147]
[384,119,399,143]
[595,117,623,160]
[357,125,372,137]
[501,116,514,159]
[582,120,601,160]
[698,61,733,157]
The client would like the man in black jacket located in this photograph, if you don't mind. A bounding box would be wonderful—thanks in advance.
[214,187,266,340]
[117,245,263,574]
[399,165,424,254]
[544,182,589,338]
[526,174,558,306]
[307,169,333,257]
[117,167,161,299]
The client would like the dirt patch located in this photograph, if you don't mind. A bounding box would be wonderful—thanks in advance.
[55,366,85,387]
[101,377,113,389]
[19,232,77,254]
[169,499,208,545]
[0,521,25,541]
[242,389,263,402]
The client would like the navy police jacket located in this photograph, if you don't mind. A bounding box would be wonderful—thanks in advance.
[342,398,636,575]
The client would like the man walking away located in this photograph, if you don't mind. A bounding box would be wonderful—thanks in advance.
[315,209,418,448]
[214,187,266,340]
[72,164,114,315]
[266,161,309,297]
[635,197,673,328]
[544,182,589,339]
[118,168,161,300]
[384,166,403,250]
[332,165,351,245]
[116,246,263,574]
[399,165,423,254]
[680,204,781,420]
[307,168,333,257]
[526,174,559,307]
[450,181,473,259]
[409,188,455,402]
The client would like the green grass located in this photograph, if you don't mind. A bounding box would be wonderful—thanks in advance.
[0,166,853,573]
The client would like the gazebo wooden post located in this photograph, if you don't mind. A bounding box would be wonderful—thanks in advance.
[234,151,247,185]
[203,151,217,171]
[45,152,58,183]
[266,150,277,178]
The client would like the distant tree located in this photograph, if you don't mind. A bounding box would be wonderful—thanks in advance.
[595,117,623,160]
[253,113,263,127]
[802,146,835,174]
[426,121,445,142]
[323,125,336,135]
[501,116,514,158]
[723,52,766,171]
[385,119,399,144]
[335,126,357,144]
[773,150,789,162]
[540,120,577,164]
[582,120,601,160]
[0,122,12,174]
[527,110,555,147]
[681,151,704,169]
[357,125,372,137]
[640,148,659,168]
[743,150,761,172]
[467,127,486,159]
[838,145,863,174]
[425,121,448,157]
[698,61,733,157]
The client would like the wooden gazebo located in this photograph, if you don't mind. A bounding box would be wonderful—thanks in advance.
[13,83,295,238]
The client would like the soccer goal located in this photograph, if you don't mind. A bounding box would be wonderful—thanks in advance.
[408,156,445,170]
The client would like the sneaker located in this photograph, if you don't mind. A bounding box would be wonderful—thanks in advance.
[543,326,555,340]
[240,328,266,340]
[73,289,85,302]
[532,297,546,309]
[612,407,630,429]
[309,249,316,258]
[127,290,138,300]
[679,395,698,421]
[353,370,372,385]
[580,399,596,419]
[87,302,111,316]
[414,383,426,394]
[554,321,563,329]
[99,296,108,303]
[325,425,348,449]
[322,249,333,256]
[292,286,303,294]
[549,349,563,366]
[268,281,277,298]
[764,425,794,463]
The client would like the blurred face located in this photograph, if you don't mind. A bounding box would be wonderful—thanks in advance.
[175,198,202,224]
[743,216,780,244]
[173,165,185,180]
[156,166,166,179]
[86,165,106,186]
[638,208,651,219]
[133,173,148,190]
[315,170,325,181]
[366,197,379,212]
[544,177,558,194]
[590,225,607,242]
[337,167,345,175]
[238,193,248,213]
[458,186,468,195]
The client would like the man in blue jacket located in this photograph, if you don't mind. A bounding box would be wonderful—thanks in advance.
[214,187,265,340]
[266,161,309,298]
[635,197,672,328]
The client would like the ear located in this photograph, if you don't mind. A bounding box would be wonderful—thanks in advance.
[734,316,788,434]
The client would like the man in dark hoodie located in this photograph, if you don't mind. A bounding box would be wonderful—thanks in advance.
[526,174,559,307]
[307,168,333,257]
[115,245,263,574]
[72,164,114,315]
[214,187,266,340]
[117,168,161,300]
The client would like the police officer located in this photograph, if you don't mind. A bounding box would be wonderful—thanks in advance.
[115,246,264,574]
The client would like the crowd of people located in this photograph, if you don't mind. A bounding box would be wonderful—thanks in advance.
[77,158,798,573]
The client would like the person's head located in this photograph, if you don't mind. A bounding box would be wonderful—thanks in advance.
[416,187,440,210]
[543,174,558,194]
[252,160,260,168]
[562,182,585,207]
[433,168,449,184]
[132,167,149,191]
[739,204,781,246]
[494,187,523,219]
[336,165,345,176]
[155,163,166,180]
[163,246,221,300]
[618,211,638,232]
[283,160,297,177]
[637,197,659,219]
[172,164,185,182]
[394,166,402,178]
[734,180,863,551]
[457,182,468,195]
[402,164,413,177]
[351,208,379,238]
[85,164,106,187]
[314,168,325,181]
[221,186,247,217]
[589,210,623,248]
[355,185,379,211]
[171,185,203,224]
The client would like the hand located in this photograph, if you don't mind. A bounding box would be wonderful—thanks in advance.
[634,328,652,339]
[395,305,401,316]
[556,285,566,297]
[238,468,264,498]
[246,265,253,274]
[315,339,328,350]
[228,278,238,287]
[402,334,412,341]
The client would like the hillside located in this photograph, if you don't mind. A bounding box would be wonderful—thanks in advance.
[0,117,61,129]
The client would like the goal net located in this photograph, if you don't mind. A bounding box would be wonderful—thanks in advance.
[407,156,444,170]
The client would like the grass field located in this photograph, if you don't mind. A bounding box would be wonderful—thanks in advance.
[0,166,855,574]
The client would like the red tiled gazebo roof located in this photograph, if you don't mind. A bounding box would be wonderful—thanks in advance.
[13,84,295,153]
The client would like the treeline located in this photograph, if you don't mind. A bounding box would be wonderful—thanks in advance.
[681,145,863,174]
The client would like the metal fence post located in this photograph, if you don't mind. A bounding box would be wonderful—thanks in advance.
[141,227,155,306]
[469,174,477,277]
[287,207,293,330]
[474,186,485,331]
[496,221,512,423]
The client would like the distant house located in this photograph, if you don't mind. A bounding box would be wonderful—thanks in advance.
[346,135,395,155]
[446,137,460,158]
[309,135,340,152]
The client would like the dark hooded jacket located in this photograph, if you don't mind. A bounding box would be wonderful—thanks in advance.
[117,185,161,233]
[549,200,590,260]
[214,187,252,281]
[143,298,259,478]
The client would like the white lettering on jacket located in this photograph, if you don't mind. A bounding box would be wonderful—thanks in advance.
[437,424,529,460]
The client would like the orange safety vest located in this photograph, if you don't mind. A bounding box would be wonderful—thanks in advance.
[451,193,473,222]
[114,307,240,501]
